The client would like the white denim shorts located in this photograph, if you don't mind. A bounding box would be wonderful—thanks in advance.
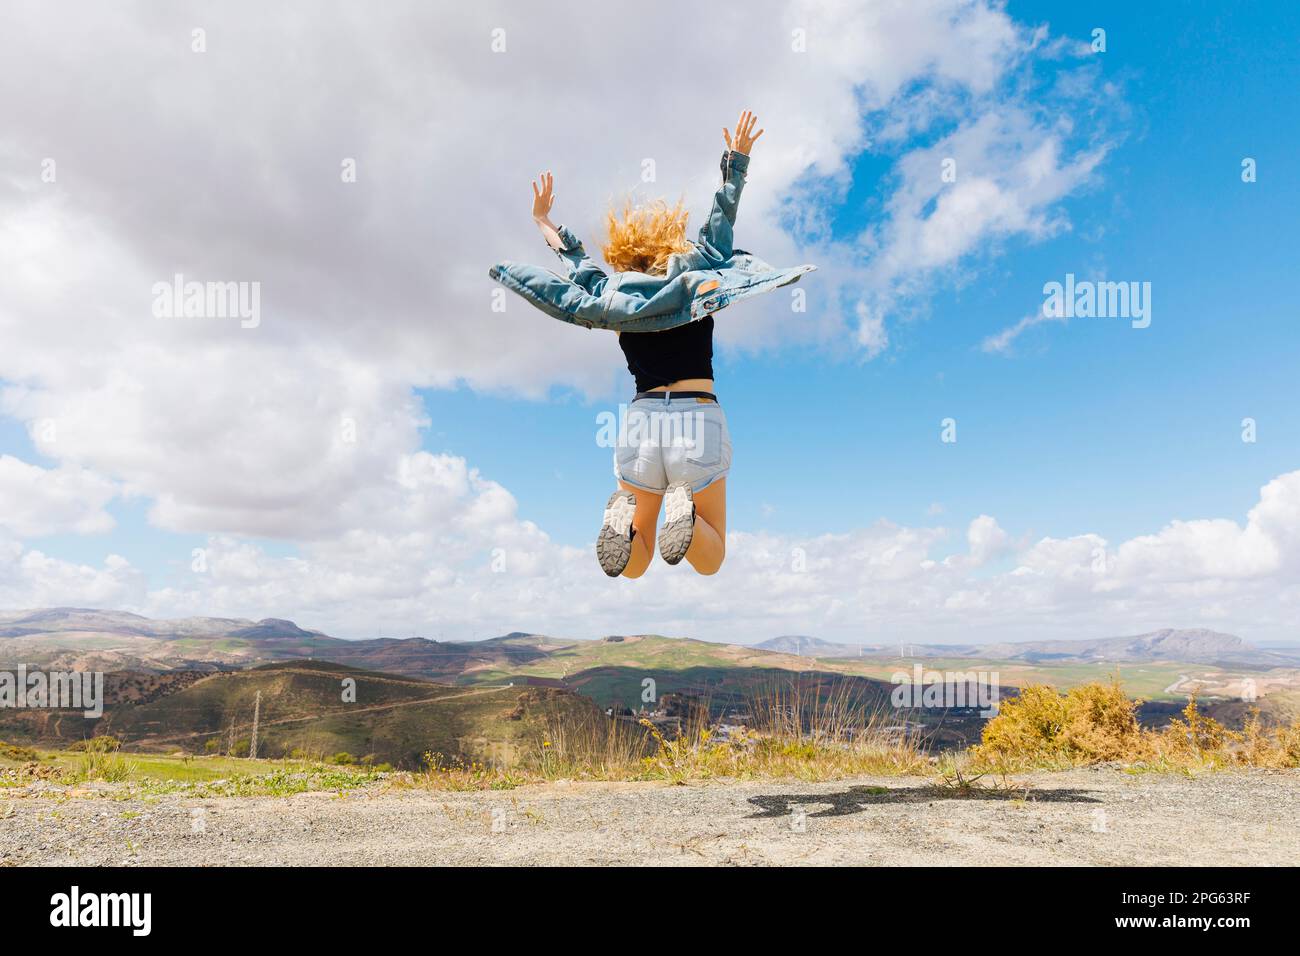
[612,396,732,494]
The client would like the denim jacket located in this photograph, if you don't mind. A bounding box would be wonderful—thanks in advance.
[489,150,816,332]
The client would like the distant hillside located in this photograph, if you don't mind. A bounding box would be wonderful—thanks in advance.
[0,658,597,769]
[756,636,862,657]
[0,607,566,678]
[755,629,1300,667]
[977,629,1268,665]
[316,634,560,681]
[0,607,330,641]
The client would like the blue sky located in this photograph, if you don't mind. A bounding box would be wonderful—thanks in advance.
[1,1,1297,644]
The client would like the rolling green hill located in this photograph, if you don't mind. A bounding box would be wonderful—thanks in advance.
[460,635,1176,701]
[1,660,598,769]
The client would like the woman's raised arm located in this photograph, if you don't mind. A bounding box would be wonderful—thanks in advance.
[531,171,564,250]
[698,110,764,263]
[530,170,607,293]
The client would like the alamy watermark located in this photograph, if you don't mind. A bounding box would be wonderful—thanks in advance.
[49,886,151,936]
[151,273,261,328]
[890,663,1000,717]
[595,403,709,458]
[0,665,104,718]
[1043,273,1151,329]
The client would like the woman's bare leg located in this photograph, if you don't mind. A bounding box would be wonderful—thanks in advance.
[685,478,726,575]
[619,480,662,579]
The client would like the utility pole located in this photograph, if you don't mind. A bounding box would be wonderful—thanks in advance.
[249,690,261,759]
[227,717,236,755]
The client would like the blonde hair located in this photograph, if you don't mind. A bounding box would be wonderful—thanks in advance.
[602,199,693,276]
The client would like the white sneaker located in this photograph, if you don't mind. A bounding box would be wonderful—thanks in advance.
[658,481,695,565]
[597,489,637,577]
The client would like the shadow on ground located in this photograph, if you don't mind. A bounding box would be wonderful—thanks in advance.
[747,784,1101,818]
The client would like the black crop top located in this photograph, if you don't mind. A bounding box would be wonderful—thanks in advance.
[617,317,714,392]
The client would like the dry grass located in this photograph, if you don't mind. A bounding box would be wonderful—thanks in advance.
[70,748,138,783]
[406,677,929,790]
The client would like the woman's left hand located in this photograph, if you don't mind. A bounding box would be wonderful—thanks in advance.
[531,171,556,224]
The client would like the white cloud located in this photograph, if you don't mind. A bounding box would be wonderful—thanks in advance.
[981,310,1068,354]
[854,302,890,357]
[4,463,1296,645]
[964,514,1011,566]
[1108,471,1300,582]
[79,469,1297,646]
[853,109,1109,345]
[0,455,117,536]
[0,536,143,609]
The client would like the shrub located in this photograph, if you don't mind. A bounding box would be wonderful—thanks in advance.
[975,684,1075,765]
[68,736,121,753]
[976,683,1300,770]
[1156,696,1233,763]
[1061,680,1146,761]
[75,748,137,783]
[976,681,1147,767]
[0,740,40,762]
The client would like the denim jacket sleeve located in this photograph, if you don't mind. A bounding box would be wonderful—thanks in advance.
[695,149,749,265]
[488,259,693,333]
[551,224,608,295]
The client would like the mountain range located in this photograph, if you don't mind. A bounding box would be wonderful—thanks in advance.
[0,608,564,678]
[2,608,1298,676]
[755,629,1300,667]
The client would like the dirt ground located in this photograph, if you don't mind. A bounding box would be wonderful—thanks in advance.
[2,768,1297,866]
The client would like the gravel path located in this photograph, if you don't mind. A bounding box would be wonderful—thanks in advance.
[3,769,1297,866]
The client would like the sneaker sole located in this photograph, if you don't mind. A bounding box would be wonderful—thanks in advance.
[658,481,695,565]
[597,490,637,577]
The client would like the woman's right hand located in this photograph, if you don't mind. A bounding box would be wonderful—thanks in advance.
[531,171,556,224]
[723,110,764,156]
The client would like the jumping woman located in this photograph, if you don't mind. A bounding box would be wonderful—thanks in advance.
[490,110,814,579]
